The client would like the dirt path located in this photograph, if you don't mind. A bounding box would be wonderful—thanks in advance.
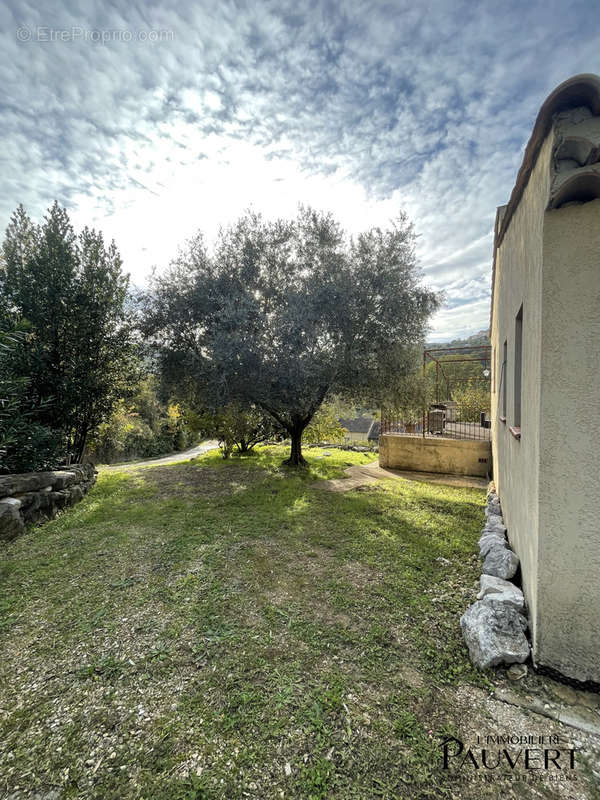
[97,439,219,471]
[319,460,488,492]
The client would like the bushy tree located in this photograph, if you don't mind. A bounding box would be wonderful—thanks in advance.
[200,403,282,458]
[1,202,136,462]
[303,404,346,445]
[384,353,436,423]
[143,207,439,465]
[0,329,64,473]
[452,382,491,422]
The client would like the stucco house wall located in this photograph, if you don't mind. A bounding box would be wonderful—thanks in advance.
[490,74,600,682]
[490,132,552,651]
[536,199,600,679]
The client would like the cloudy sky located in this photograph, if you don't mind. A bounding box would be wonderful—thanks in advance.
[2,1,599,339]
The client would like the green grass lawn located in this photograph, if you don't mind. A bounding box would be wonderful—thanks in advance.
[0,447,581,799]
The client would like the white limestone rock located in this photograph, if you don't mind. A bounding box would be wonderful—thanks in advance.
[483,544,519,580]
[479,532,507,558]
[485,503,503,518]
[477,574,525,611]
[460,599,530,669]
[482,516,507,535]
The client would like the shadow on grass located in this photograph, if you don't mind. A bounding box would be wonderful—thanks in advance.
[0,445,498,800]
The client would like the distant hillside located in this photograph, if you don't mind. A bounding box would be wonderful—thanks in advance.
[427,330,490,350]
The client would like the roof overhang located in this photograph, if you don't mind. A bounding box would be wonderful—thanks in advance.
[489,74,600,334]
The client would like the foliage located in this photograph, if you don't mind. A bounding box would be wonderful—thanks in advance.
[199,402,282,458]
[88,377,194,463]
[303,404,346,444]
[385,358,435,423]
[426,353,490,399]
[452,381,491,422]
[0,202,136,463]
[143,207,439,465]
[385,349,491,424]
[326,396,379,421]
[0,328,64,473]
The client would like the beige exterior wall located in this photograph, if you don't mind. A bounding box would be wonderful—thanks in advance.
[491,122,600,680]
[379,435,491,477]
[536,199,600,681]
[490,132,553,658]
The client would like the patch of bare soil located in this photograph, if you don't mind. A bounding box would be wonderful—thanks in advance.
[317,462,488,492]
[136,464,266,499]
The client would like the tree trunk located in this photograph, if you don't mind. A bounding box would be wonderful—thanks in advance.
[72,427,88,464]
[283,427,307,467]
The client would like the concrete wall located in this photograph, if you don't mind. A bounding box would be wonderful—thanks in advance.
[490,132,553,657]
[536,199,600,681]
[379,435,491,477]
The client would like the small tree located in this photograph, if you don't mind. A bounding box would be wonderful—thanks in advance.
[200,403,282,458]
[144,208,439,465]
[383,356,436,424]
[452,382,491,422]
[303,404,346,445]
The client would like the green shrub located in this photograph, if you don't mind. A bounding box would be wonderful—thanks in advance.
[0,330,64,474]
[174,428,187,451]
[452,382,490,422]
[87,382,196,463]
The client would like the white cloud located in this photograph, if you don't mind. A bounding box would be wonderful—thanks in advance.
[2,0,600,339]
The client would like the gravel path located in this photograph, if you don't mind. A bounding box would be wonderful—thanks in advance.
[97,439,220,471]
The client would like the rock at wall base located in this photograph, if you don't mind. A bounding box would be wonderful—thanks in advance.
[479,532,508,557]
[461,599,530,669]
[507,663,528,681]
[483,544,519,580]
[483,516,507,535]
[477,574,525,611]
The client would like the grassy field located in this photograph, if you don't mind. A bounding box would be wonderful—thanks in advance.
[0,447,592,799]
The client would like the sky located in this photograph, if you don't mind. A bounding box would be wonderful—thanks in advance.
[1,1,599,340]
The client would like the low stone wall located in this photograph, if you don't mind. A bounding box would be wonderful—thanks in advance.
[379,434,491,477]
[0,463,97,541]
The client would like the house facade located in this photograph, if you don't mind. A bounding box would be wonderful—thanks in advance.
[339,416,379,444]
[490,74,600,683]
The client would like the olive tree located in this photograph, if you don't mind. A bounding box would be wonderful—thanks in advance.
[143,207,439,465]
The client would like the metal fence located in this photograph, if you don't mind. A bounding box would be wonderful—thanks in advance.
[381,407,492,442]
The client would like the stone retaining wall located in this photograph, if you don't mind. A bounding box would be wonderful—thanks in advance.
[0,463,97,541]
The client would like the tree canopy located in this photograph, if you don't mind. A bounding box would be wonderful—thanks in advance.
[144,207,439,464]
[1,202,136,465]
